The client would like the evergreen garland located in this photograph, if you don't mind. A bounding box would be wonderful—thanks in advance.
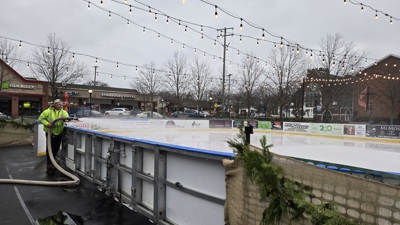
[227,128,360,225]
[0,119,35,131]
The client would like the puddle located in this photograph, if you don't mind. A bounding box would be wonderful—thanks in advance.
[37,211,83,225]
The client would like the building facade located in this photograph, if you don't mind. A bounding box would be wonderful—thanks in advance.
[0,59,154,117]
[0,60,49,117]
[353,54,400,124]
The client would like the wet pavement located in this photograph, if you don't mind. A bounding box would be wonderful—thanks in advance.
[0,145,154,225]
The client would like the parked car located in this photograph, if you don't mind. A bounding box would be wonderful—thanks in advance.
[199,111,210,118]
[171,111,184,117]
[137,111,163,118]
[76,109,102,117]
[104,108,130,116]
[0,112,11,119]
[171,109,203,118]
[130,108,143,116]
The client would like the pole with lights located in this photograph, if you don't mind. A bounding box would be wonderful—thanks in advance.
[209,97,213,115]
[88,89,93,116]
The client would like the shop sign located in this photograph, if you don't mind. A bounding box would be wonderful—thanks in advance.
[66,91,80,95]
[101,93,135,98]
[366,125,400,139]
[10,84,36,89]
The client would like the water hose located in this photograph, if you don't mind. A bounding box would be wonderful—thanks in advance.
[0,117,80,186]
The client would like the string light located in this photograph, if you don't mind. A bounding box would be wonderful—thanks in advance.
[344,0,346,4]
[361,4,364,12]
[127,19,130,25]
[19,41,22,48]
[154,13,157,22]
[261,29,265,40]
[390,17,393,24]
[129,5,132,14]
[108,11,111,18]
[375,10,378,19]
[239,18,243,30]
[116,62,119,69]
[88,1,90,9]
[47,47,51,55]
[166,16,169,24]
[100,0,103,6]
[280,37,283,48]
[214,5,218,19]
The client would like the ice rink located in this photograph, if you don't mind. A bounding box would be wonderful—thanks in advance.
[110,128,400,174]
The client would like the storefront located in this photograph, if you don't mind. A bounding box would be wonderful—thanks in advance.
[0,60,48,117]
[51,84,144,114]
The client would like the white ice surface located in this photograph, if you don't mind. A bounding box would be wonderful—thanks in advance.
[111,129,400,173]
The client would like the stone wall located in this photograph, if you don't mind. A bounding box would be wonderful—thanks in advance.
[224,155,400,225]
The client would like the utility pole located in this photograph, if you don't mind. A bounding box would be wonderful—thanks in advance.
[94,66,98,84]
[217,27,233,112]
[227,73,232,118]
[301,78,305,122]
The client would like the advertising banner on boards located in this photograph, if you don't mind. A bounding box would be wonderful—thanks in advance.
[310,123,343,135]
[283,122,311,133]
[209,120,232,128]
[365,125,400,139]
[343,124,366,136]
[258,121,272,129]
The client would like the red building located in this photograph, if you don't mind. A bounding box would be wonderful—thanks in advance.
[0,60,49,117]
[353,54,400,124]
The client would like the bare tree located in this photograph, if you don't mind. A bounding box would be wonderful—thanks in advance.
[131,61,163,114]
[30,33,87,100]
[191,57,212,113]
[310,33,365,122]
[0,39,20,92]
[236,54,266,117]
[164,51,191,112]
[267,46,305,119]
[85,80,108,87]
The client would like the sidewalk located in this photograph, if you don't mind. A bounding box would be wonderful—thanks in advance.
[0,145,154,225]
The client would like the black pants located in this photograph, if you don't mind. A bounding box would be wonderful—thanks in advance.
[45,132,63,164]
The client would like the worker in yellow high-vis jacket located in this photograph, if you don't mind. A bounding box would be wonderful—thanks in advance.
[38,99,69,173]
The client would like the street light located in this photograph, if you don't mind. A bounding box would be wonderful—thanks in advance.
[209,97,213,114]
[161,99,164,114]
[88,89,93,117]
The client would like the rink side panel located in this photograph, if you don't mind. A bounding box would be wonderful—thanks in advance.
[62,126,234,225]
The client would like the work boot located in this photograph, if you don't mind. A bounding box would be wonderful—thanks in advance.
[46,163,57,174]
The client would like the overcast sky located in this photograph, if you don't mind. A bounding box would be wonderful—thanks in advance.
[1,0,399,88]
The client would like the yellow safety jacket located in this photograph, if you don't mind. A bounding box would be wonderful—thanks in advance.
[39,107,69,135]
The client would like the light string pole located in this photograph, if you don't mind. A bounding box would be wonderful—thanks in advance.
[217,27,233,113]
[88,89,93,116]
[209,96,213,115]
